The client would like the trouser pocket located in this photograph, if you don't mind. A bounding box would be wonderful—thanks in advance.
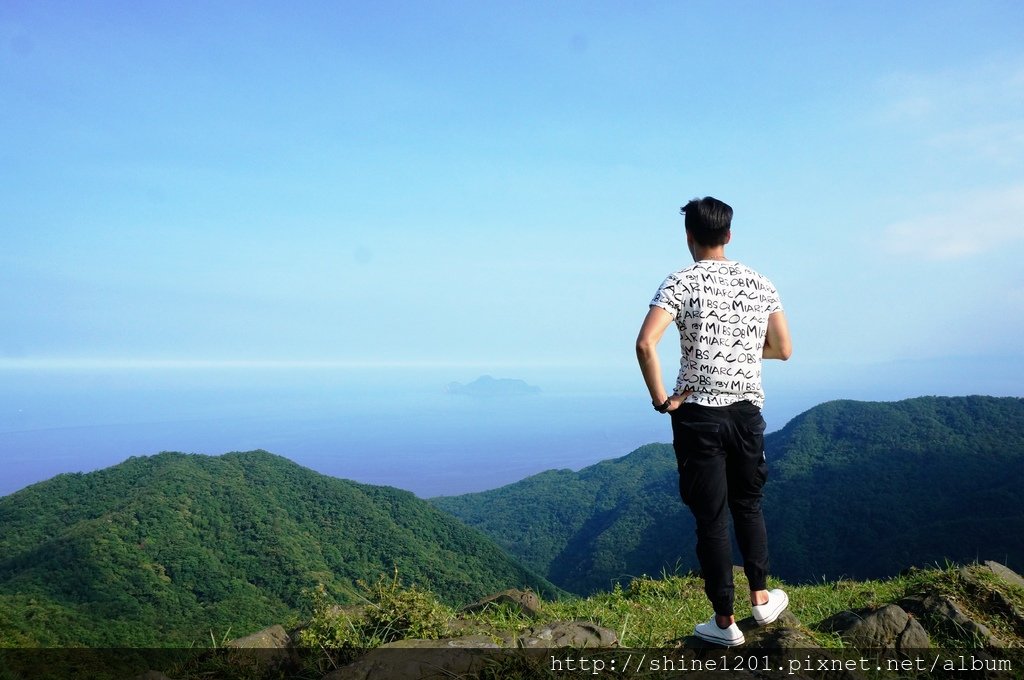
[673,419,723,507]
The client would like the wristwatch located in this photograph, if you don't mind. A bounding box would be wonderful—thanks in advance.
[653,398,671,414]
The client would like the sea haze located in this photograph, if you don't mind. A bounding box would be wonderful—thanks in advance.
[0,367,666,498]
[0,364,913,499]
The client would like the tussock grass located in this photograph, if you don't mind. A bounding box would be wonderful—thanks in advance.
[466,562,1024,649]
[523,569,900,648]
[156,562,1023,679]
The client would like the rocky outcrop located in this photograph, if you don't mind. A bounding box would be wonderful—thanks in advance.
[895,560,1024,650]
[980,560,1024,590]
[819,604,930,652]
[225,623,291,649]
[141,560,1024,680]
[899,592,999,647]
[322,621,618,680]
[459,588,543,618]
[324,561,1024,679]
[964,561,1024,636]
[517,620,618,647]
[670,611,867,680]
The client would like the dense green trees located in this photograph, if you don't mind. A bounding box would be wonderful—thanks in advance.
[436,396,1024,594]
[3,396,1020,646]
[434,444,695,594]
[763,396,1024,580]
[0,451,556,646]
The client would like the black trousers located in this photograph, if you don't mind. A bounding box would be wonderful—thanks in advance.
[671,400,769,617]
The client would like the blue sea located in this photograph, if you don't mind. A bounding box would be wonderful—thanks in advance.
[0,366,870,498]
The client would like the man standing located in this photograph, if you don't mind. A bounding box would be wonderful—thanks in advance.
[635,196,792,647]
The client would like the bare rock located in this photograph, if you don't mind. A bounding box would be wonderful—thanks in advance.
[744,610,811,648]
[960,562,1024,635]
[325,619,617,678]
[224,624,290,649]
[460,589,543,618]
[981,561,1024,591]
[819,604,930,651]
[900,594,999,647]
[220,624,294,670]
[516,620,618,648]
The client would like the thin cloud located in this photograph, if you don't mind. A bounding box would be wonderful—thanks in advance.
[882,185,1024,260]
[927,119,1024,164]
[875,60,1024,162]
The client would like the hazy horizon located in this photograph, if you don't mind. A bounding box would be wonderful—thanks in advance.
[3,355,1020,499]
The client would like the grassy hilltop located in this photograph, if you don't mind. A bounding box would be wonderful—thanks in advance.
[7,561,1021,679]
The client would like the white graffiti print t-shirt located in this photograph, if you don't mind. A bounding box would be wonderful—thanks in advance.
[650,260,782,408]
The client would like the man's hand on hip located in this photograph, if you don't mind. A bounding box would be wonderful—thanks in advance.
[665,389,694,412]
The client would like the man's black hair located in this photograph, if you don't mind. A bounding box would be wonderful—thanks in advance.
[680,196,733,247]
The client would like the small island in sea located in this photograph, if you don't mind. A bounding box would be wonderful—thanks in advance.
[445,375,541,397]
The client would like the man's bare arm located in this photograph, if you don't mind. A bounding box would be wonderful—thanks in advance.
[636,306,688,410]
[762,310,792,360]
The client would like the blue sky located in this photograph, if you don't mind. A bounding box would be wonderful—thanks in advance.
[2,1,1023,399]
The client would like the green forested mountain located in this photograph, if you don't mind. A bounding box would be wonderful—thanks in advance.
[765,395,1024,580]
[432,444,688,595]
[0,450,557,646]
[433,396,1024,594]
[3,396,1020,647]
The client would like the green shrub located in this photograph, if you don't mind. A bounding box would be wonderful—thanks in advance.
[298,570,452,652]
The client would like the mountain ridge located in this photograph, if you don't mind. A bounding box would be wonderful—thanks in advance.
[434,395,1024,593]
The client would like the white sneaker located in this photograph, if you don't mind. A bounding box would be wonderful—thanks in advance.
[751,588,789,625]
[693,616,745,646]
